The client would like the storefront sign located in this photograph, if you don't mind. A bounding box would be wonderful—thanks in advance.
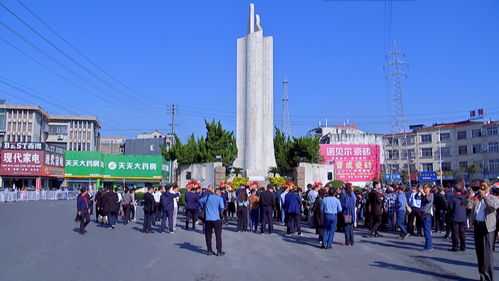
[64,151,169,180]
[0,149,64,177]
[320,144,381,182]
[2,142,65,154]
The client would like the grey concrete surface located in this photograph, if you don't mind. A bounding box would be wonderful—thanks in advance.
[0,200,494,281]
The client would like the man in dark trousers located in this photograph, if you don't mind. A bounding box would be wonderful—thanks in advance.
[260,185,276,234]
[143,186,155,233]
[366,181,384,237]
[447,185,468,251]
[76,188,90,235]
[467,180,499,281]
[284,188,302,236]
[160,185,180,234]
[199,186,225,256]
[185,187,200,229]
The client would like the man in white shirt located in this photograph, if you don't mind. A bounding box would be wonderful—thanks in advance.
[170,185,180,231]
[153,188,162,224]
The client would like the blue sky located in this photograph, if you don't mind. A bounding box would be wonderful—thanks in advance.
[0,0,498,141]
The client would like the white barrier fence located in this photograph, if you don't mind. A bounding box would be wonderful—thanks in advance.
[0,190,79,202]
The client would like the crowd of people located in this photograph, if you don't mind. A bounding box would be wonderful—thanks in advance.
[75,178,499,281]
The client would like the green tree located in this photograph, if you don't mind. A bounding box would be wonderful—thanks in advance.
[268,166,279,177]
[401,169,409,183]
[274,128,293,177]
[233,167,243,177]
[290,135,324,164]
[203,119,238,168]
[466,164,482,180]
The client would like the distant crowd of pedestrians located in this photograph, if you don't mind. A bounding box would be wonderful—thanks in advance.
[75,178,499,281]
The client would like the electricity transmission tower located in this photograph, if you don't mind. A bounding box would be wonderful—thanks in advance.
[281,77,291,137]
[385,40,410,182]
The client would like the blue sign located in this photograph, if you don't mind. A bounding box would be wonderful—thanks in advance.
[419,171,437,182]
[384,174,402,181]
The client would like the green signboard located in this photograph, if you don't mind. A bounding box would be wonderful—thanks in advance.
[65,151,170,180]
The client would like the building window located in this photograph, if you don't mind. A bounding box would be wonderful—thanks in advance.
[489,142,499,152]
[458,145,467,155]
[406,136,415,145]
[28,122,32,133]
[421,148,433,158]
[440,147,451,157]
[457,131,467,140]
[472,129,482,138]
[388,150,399,160]
[441,162,452,171]
[489,159,499,171]
[459,161,468,169]
[27,136,31,142]
[422,163,433,172]
[389,164,400,172]
[439,133,451,141]
[420,134,432,143]
[472,144,482,154]
[388,138,399,146]
[487,126,498,136]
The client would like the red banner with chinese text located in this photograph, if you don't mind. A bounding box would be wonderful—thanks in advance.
[319,144,381,182]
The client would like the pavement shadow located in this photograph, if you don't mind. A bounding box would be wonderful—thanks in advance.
[360,239,417,251]
[371,261,475,281]
[412,255,499,271]
[175,242,206,255]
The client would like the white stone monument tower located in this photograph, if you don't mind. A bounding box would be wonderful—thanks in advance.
[234,3,276,179]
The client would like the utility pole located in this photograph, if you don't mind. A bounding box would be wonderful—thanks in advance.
[167,104,177,183]
[282,77,291,137]
[385,40,410,185]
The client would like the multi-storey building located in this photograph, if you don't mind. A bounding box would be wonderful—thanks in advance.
[384,120,499,182]
[46,115,101,151]
[0,103,101,151]
[125,130,173,155]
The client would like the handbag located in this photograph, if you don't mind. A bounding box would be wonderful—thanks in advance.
[343,214,353,224]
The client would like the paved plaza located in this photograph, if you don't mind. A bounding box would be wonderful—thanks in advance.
[0,200,495,281]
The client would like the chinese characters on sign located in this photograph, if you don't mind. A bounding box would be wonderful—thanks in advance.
[470,108,485,120]
[320,144,381,182]
[0,149,65,177]
[3,142,43,150]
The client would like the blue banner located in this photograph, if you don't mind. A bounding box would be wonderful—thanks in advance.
[384,173,402,181]
[419,171,437,182]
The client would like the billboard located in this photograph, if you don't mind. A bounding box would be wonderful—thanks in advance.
[419,171,437,182]
[0,150,65,177]
[65,151,169,180]
[320,144,381,182]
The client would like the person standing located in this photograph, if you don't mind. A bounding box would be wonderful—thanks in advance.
[236,190,249,232]
[185,187,200,229]
[143,187,156,233]
[153,188,162,225]
[321,188,342,249]
[313,189,325,245]
[260,185,275,234]
[447,185,468,251]
[122,189,134,225]
[383,187,397,231]
[76,188,90,235]
[467,180,499,281]
[408,187,423,236]
[395,186,410,240]
[220,187,229,225]
[284,188,302,236]
[95,189,105,224]
[421,185,434,251]
[199,186,225,256]
[366,181,384,237]
[434,187,447,234]
[170,185,180,231]
[104,188,119,229]
[228,189,237,220]
[249,189,260,232]
[160,186,180,234]
[341,184,356,246]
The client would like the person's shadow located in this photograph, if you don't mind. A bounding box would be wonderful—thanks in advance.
[175,242,206,255]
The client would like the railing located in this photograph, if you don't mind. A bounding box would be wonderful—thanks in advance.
[0,190,79,202]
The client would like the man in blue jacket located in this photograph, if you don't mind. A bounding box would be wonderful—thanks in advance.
[395,186,409,240]
[160,185,180,234]
[447,185,468,251]
[185,187,200,229]
[284,188,302,236]
[199,186,225,256]
[76,188,90,235]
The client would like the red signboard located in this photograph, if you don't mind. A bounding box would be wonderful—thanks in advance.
[319,144,381,182]
[0,150,64,177]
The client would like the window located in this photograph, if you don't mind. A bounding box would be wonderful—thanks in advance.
[489,160,499,171]
[489,142,499,152]
[388,150,399,159]
[487,126,498,136]
[440,133,451,141]
[421,148,433,158]
[420,134,432,143]
[472,144,482,154]
[27,122,32,133]
[401,136,415,146]
[440,147,451,157]
[459,161,468,169]
[422,163,433,172]
[458,145,467,155]
[388,138,399,146]
[407,149,416,159]
[442,162,452,171]
[472,129,482,138]
[27,136,31,142]
[389,164,400,172]
[457,131,467,140]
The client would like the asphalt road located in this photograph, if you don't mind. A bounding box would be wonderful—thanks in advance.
[0,200,494,281]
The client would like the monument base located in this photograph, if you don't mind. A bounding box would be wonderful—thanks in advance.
[247,176,266,182]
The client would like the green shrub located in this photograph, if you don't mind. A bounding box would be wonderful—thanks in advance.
[135,192,145,201]
[269,176,286,187]
[328,180,345,188]
[232,177,249,189]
